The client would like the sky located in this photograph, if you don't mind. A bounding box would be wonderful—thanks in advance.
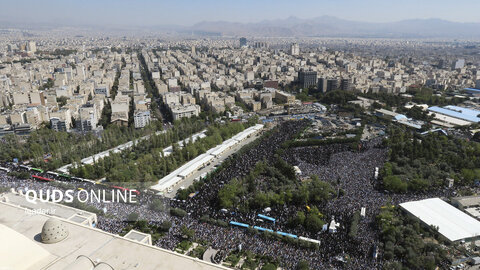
[1,0,480,27]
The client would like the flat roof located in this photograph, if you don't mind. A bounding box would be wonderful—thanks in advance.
[0,200,227,270]
[151,125,263,191]
[400,198,480,242]
[375,108,399,117]
[428,106,480,123]
[124,229,151,244]
[4,192,96,221]
[0,224,53,270]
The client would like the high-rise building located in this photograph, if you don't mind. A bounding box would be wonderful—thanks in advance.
[7,44,15,52]
[340,78,352,91]
[453,59,465,69]
[298,70,318,88]
[327,79,339,92]
[318,78,327,93]
[253,42,268,49]
[239,37,247,47]
[26,41,36,53]
[290,43,300,56]
[191,46,196,55]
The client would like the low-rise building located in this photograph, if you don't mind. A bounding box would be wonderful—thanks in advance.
[171,104,200,120]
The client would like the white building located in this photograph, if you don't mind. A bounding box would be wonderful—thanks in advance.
[290,43,300,56]
[171,104,200,121]
[77,103,97,132]
[400,198,480,242]
[134,110,151,129]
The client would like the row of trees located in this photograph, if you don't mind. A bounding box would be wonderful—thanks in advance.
[69,121,246,183]
[0,122,166,170]
[360,87,466,108]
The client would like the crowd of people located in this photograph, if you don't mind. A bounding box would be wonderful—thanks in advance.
[0,120,455,269]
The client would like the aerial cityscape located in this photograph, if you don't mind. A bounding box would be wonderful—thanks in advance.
[3,1,480,270]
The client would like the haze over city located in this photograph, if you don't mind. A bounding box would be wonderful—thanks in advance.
[2,0,480,26]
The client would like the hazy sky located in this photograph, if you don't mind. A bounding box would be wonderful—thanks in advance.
[1,0,479,26]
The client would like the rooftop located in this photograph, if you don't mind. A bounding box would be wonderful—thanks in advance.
[428,105,480,123]
[400,198,480,242]
[0,194,227,270]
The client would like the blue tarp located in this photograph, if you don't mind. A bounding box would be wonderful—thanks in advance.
[258,214,276,222]
[276,231,298,238]
[253,226,274,232]
[229,221,249,228]
[464,88,480,93]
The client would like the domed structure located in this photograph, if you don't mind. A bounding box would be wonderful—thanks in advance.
[41,218,68,244]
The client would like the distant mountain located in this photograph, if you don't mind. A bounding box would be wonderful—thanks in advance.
[2,16,480,38]
[190,16,480,38]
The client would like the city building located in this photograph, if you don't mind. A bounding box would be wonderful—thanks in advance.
[171,104,200,120]
[49,117,68,132]
[290,43,300,56]
[94,84,110,97]
[26,41,36,53]
[134,110,151,129]
[298,70,318,88]
[239,37,247,47]
[428,105,480,126]
[400,198,480,243]
[318,78,327,93]
[253,41,268,49]
[0,192,227,270]
[77,103,98,132]
[275,90,295,104]
[327,79,339,92]
[340,78,352,91]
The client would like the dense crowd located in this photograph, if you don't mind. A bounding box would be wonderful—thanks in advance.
[0,121,455,269]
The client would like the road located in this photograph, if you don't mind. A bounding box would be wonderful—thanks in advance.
[164,129,266,198]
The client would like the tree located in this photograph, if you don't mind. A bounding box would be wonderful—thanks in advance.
[180,225,195,240]
[218,178,243,208]
[149,198,165,212]
[309,176,334,203]
[158,220,172,232]
[126,212,139,222]
[261,263,277,270]
[304,208,325,233]
[170,208,187,217]
[473,132,480,142]
[288,211,306,228]
[408,177,430,191]
[383,175,407,193]
[251,192,270,209]
[297,260,309,270]
[56,96,68,107]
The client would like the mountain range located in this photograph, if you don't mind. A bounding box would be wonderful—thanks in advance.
[187,16,480,38]
[2,16,480,39]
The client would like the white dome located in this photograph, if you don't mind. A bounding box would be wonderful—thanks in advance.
[41,218,69,244]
